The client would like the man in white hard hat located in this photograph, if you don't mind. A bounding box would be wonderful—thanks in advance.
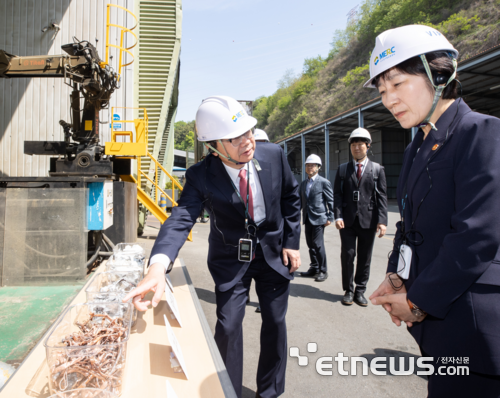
[254,128,270,142]
[124,96,301,398]
[365,24,500,397]
[334,128,387,306]
[298,154,334,281]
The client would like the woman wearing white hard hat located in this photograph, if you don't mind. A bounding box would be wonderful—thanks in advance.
[368,25,500,396]
[125,96,301,398]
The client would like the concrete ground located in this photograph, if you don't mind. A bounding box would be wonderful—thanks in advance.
[138,205,428,398]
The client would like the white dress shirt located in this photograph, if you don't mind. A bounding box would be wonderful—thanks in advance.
[150,160,267,272]
[335,157,369,223]
[353,157,369,178]
[221,160,266,225]
[305,174,319,197]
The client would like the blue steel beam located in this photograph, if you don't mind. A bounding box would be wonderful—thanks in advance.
[301,134,306,182]
[324,123,330,180]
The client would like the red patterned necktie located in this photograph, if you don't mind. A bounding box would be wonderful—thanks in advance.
[238,168,254,219]
[357,163,362,182]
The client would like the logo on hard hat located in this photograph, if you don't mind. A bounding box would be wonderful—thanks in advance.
[232,110,245,123]
[375,47,396,65]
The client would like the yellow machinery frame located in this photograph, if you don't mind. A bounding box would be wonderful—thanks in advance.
[105,108,192,241]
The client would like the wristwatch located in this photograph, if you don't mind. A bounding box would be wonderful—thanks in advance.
[407,299,427,318]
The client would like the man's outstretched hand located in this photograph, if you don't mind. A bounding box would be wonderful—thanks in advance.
[122,263,166,311]
[282,248,301,273]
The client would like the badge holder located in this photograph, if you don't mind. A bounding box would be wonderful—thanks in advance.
[397,243,412,280]
[238,238,253,262]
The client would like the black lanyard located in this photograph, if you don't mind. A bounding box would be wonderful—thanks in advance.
[228,162,252,232]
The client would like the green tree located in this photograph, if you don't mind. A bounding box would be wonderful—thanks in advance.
[303,56,327,77]
[174,120,195,149]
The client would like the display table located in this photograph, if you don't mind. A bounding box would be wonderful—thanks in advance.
[0,259,236,398]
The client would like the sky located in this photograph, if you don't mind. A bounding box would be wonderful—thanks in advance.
[176,0,361,122]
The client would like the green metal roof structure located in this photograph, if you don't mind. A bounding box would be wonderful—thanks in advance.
[135,0,182,195]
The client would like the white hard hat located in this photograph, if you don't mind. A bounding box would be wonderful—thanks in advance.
[364,25,458,88]
[195,95,257,142]
[254,129,269,142]
[348,128,372,144]
[305,154,322,165]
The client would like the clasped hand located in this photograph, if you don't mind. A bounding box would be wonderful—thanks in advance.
[369,273,426,327]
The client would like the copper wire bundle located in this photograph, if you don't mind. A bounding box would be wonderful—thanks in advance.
[49,313,127,396]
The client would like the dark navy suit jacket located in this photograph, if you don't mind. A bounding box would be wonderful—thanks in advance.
[300,175,335,226]
[388,99,500,374]
[151,142,301,292]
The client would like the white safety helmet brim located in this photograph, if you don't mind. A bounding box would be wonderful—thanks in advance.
[348,128,372,144]
[364,25,458,88]
[305,154,322,166]
[196,95,258,142]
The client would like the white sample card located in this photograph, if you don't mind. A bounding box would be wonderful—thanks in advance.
[166,274,174,293]
[164,284,183,327]
[163,314,189,379]
[166,380,179,398]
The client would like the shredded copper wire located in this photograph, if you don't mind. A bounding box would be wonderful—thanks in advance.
[49,313,127,396]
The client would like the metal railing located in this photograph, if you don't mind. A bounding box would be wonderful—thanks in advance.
[99,4,138,81]
[106,107,192,241]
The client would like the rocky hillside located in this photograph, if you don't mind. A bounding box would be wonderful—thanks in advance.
[254,0,500,141]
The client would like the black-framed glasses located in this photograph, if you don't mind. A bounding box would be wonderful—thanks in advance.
[224,130,254,148]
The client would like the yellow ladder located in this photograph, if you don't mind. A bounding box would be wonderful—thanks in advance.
[105,107,192,242]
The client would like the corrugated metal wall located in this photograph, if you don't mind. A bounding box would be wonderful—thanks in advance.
[135,0,181,194]
[0,0,135,177]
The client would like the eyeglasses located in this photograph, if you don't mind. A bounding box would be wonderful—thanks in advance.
[224,130,254,147]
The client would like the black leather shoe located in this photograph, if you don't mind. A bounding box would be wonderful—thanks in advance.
[342,292,354,305]
[246,294,250,305]
[300,268,319,278]
[354,291,368,307]
[315,272,328,282]
[255,305,261,313]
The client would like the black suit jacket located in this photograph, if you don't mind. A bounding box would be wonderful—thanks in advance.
[151,142,301,292]
[388,99,500,374]
[333,159,388,229]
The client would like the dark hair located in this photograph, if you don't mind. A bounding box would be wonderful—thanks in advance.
[373,51,459,100]
[207,140,218,153]
[350,138,369,145]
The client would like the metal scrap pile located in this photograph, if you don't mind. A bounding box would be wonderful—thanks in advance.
[48,313,127,396]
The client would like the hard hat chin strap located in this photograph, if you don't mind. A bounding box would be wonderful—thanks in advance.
[205,141,245,165]
[418,54,458,131]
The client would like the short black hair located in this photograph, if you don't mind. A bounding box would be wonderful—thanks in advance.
[350,138,369,145]
[373,51,459,100]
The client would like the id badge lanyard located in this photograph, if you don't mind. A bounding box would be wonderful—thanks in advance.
[229,162,254,239]
[397,182,412,279]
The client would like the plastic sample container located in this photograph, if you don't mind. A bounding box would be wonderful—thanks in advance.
[44,302,133,396]
[105,256,144,279]
[113,243,145,265]
[48,388,118,397]
[85,271,140,324]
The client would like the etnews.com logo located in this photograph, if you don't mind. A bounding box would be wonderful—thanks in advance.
[290,344,469,376]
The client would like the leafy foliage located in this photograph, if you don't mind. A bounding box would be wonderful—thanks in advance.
[253,0,499,142]
[174,120,195,150]
[165,175,180,190]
